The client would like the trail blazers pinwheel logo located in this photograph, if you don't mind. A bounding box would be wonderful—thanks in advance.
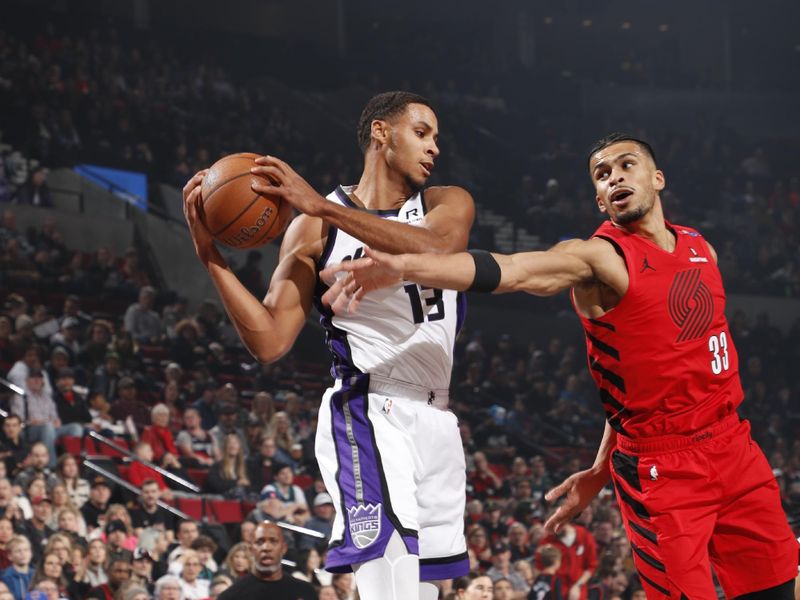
[668,269,713,342]
[348,504,382,548]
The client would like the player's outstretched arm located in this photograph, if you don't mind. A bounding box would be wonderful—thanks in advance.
[184,172,318,364]
[251,156,474,254]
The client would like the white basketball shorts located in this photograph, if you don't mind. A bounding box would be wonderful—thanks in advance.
[314,372,468,580]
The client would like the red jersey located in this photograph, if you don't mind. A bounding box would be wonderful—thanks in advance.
[575,221,742,438]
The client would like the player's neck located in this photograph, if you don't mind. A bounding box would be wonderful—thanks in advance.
[353,159,416,210]
[619,201,675,251]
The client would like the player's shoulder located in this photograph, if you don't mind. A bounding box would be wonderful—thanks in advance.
[423,185,475,208]
[279,213,330,262]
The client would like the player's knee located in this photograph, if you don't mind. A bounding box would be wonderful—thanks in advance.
[733,578,795,600]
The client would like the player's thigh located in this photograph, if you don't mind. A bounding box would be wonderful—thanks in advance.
[416,407,467,561]
[611,448,719,599]
[709,430,798,598]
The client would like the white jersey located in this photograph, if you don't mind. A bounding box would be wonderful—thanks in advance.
[315,186,466,391]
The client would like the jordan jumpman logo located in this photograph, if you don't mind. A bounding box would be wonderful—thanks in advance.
[641,255,656,273]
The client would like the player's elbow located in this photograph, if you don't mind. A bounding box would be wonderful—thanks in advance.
[252,341,291,365]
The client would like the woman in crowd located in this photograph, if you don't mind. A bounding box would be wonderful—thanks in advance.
[219,543,252,580]
[205,433,249,498]
[55,454,90,509]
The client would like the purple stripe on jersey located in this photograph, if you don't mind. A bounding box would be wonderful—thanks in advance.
[455,291,467,338]
[325,375,412,572]
[420,556,470,581]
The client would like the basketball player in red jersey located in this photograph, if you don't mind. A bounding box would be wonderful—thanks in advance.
[321,133,798,600]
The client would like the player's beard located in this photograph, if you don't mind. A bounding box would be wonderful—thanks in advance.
[254,562,281,577]
[612,205,647,225]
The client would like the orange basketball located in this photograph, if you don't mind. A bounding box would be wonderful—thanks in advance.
[200,152,293,249]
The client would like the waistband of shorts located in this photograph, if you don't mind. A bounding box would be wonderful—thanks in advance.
[615,413,742,454]
[365,374,449,407]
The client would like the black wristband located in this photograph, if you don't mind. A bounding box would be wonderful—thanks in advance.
[467,249,501,293]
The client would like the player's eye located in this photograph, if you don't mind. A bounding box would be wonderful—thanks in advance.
[415,130,424,137]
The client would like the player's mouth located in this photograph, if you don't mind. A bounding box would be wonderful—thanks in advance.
[420,162,433,177]
[610,187,634,207]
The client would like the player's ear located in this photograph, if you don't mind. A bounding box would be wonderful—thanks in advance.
[371,119,390,148]
[653,169,665,192]
[596,194,607,214]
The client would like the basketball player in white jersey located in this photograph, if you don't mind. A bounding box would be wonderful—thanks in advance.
[182,91,475,600]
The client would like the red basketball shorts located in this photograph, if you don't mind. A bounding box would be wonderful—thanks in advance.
[610,414,798,599]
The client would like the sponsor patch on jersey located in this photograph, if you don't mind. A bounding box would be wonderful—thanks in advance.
[689,247,709,263]
[348,503,382,548]
[680,229,701,237]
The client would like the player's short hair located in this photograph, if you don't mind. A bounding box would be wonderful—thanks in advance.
[537,544,562,568]
[357,91,433,154]
[587,132,657,171]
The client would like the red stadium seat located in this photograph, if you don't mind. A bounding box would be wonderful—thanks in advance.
[59,436,82,457]
[177,497,204,520]
[187,469,209,490]
[209,499,243,523]
[294,474,313,490]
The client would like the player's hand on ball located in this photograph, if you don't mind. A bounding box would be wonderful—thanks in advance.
[251,155,328,217]
[182,170,216,264]
[544,467,609,533]
[320,247,405,314]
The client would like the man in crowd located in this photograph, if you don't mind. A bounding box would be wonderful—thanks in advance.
[86,558,131,600]
[217,521,315,600]
[130,479,175,536]
[299,492,335,550]
[0,417,28,479]
[13,443,57,491]
[80,477,112,531]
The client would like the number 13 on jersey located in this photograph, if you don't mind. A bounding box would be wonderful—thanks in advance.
[404,284,445,324]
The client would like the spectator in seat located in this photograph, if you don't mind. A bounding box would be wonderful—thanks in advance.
[218,542,252,580]
[29,551,67,598]
[209,574,232,600]
[7,346,52,398]
[175,407,219,468]
[265,411,295,456]
[531,545,564,600]
[130,547,155,594]
[167,520,199,565]
[126,443,173,501]
[105,519,134,564]
[14,443,58,491]
[130,479,175,536]
[468,451,504,500]
[141,404,183,472]
[246,435,289,494]
[539,520,597,600]
[80,477,111,531]
[49,318,81,365]
[54,454,89,510]
[451,573,494,600]
[466,524,492,571]
[10,370,80,467]
[171,320,205,370]
[259,463,309,526]
[0,536,33,600]
[15,495,54,564]
[110,378,150,432]
[0,517,13,570]
[206,433,250,498]
[189,536,217,580]
[492,578,514,600]
[87,392,127,438]
[486,542,528,593]
[298,492,334,551]
[154,574,182,600]
[124,286,163,345]
[507,521,534,561]
[217,522,315,600]
[79,320,114,374]
[13,166,52,207]
[86,557,131,600]
[84,539,107,588]
[91,352,122,401]
[209,404,247,457]
[0,416,29,479]
[190,381,219,431]
[53,367,92,433]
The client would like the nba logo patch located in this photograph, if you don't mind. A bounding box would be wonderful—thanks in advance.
[348,503,382,549]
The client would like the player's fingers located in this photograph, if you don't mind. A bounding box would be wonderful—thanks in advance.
[182,170,207,198]
[251,180,284,197]
[255,155,288,174]
[544,477,572,503]
[250,165,283,185]
[544,506,570,534]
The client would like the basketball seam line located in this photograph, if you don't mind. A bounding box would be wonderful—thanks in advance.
[212,192,263,237]
[203,171,255,206]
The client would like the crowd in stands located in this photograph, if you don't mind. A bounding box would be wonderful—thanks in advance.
[0,8,797,600]
[0,197,797,600]
[0,15,798,298]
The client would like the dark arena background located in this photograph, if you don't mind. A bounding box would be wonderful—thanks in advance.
[0,1,798,599]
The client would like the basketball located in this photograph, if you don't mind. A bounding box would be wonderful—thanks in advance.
[200,152,293,249]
